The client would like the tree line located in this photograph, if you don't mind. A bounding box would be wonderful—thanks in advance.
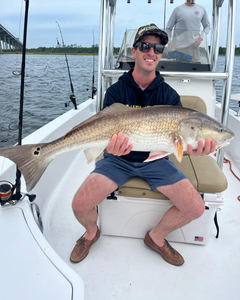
[219,46,240,55]
[2,45,240,55]
[2,44,120,55]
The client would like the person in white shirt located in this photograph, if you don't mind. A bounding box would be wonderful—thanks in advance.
[166,0,210,62]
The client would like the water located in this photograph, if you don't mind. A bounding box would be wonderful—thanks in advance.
[0,54,98,148]
[215,56,240,110]
[0,54,239,148]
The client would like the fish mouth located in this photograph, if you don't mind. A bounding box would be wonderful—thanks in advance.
[215,139,232,149]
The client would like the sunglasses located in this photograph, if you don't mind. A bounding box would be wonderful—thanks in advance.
[135,42,165,54]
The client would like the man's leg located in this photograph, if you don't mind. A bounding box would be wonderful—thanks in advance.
[150,178,205,247]
[70,172,118,263]
[72,172,118,240]
[144,178,205,266]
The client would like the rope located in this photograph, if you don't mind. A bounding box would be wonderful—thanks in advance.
[215,153,240,201]
[223,157,240,201]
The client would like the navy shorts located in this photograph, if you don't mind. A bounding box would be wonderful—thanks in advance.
[92,153,187,191]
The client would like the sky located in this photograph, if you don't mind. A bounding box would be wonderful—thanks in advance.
[0,0,239,49]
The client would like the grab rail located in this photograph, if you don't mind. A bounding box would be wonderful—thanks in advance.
[102,69,228,80]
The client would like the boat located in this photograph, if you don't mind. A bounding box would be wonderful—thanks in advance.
[0,1,239,299]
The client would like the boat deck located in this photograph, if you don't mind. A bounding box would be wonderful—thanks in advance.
[46,151,240,300]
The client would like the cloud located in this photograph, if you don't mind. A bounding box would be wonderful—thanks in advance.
[1,0,239,48]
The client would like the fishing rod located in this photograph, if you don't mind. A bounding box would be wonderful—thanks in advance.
[91,30,97,99]
[55,21,77,109]
[87,30,97,99]
[0,0,36,205]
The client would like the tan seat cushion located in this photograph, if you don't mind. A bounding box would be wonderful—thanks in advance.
[180,95,207,113]
[189,156,228,193]
[118,154,228,200]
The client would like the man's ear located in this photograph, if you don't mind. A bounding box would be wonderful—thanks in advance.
[132,47,136,58]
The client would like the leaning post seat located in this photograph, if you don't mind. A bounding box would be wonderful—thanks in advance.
[98,96,228,245]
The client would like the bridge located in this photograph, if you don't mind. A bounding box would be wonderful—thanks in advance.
[0,24,23,52]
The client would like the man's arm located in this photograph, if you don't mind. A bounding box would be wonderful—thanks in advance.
[199,7,210,41]
[166,8,177,51]
[201,8,211,36]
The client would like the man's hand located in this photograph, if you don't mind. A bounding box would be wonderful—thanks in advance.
[193,37,202,47]
[186,138,216,156]
[106,132,133,156]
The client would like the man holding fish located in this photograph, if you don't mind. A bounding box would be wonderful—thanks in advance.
[70,23,216,266]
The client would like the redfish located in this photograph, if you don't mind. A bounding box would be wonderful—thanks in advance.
[0,103,234,191]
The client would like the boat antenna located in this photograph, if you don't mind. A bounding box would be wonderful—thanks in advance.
[55,21,77,109]
[91,30,97,99]
[0,0,36,206]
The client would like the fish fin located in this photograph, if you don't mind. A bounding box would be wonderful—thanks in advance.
[101,103,132,113]
[84,148,105,164]
[173,137,184,162]
[65,103,131,139]
[0,143,51,192]
[144,151,170,162]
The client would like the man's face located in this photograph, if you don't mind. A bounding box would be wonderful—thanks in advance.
[132,35,163,73]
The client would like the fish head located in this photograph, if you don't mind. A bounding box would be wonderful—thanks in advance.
[178,111,235,150]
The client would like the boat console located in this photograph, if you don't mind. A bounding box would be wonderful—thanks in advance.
[115,29,211,72]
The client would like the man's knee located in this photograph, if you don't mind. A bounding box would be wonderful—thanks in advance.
[188,195,205,220]
[72,189,88,215]
[71,172,118,215]
[71,178,94,214]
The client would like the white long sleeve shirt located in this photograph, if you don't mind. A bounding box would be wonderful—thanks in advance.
[166,4,210,49]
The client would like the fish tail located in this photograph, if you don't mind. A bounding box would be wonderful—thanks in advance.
[0,143,52,192]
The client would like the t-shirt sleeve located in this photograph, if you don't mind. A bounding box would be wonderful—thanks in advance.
[166,8,177,42]
[201,7,211,38]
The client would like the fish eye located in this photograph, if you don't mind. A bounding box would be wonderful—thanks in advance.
[218,127,224,132]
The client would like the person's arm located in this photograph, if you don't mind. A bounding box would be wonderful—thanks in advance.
[199,7,211,41]
[103,85,133,156]
[166,9,177,51]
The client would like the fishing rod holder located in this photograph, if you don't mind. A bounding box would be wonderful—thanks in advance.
[0,180,36,206]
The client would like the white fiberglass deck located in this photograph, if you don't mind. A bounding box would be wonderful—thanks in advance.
[46,150,240,300]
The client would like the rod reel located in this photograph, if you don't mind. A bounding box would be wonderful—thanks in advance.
[0,180,36,206]
[86,86,97,98]
[65,93,77,109]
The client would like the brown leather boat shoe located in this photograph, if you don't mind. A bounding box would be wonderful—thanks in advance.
[144,231,184,266]
[70,227,101,263]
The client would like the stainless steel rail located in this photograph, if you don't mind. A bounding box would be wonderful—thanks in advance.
[97,0,108,113]
[102,69,228,81]
[217,0,236,168]
[210,0,222,72]
[106,2,116,89]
